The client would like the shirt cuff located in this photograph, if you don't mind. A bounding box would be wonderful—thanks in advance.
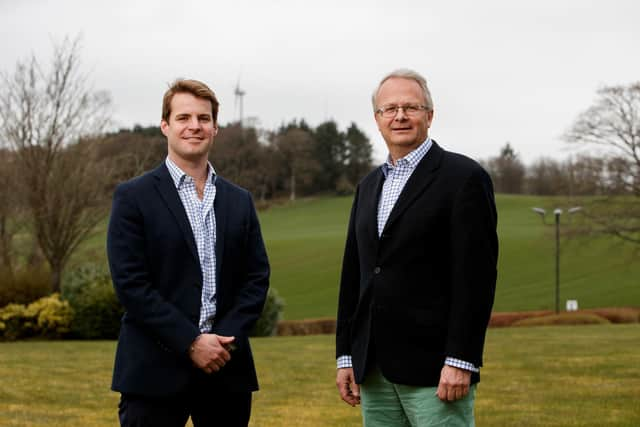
[445,357,479,373]
[337,355,353,369]
[337,355,477,372]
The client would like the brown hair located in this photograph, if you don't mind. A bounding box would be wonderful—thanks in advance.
[161,79,219,123]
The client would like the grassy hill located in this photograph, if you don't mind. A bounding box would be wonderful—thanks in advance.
[260,194,640,319]
[75,194,640,320]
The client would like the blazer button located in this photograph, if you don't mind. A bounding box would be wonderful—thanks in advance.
[373,267,381,274]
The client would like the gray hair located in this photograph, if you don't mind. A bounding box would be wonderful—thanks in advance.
[371,68,434,112]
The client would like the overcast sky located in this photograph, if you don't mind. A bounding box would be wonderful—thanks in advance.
[1,0,638,164]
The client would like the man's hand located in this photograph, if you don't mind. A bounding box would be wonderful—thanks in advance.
[189,334,235,374]
[336,368,361,407]
[437,365,471,402]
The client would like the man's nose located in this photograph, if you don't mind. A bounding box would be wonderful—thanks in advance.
[188,117,201,129]
[394,107,409,120]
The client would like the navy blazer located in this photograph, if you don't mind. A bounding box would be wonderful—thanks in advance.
[107,163,270,396]
[336,142,498,386]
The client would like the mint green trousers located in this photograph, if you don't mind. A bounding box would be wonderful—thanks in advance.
[360,367,476,427]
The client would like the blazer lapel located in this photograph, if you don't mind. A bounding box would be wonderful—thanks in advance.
[214,177,227,281]
[363,168,385,242]
[152,164,200,264]
[382,141,444,234]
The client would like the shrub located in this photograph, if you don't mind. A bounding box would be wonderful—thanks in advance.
[23,294,74,338]
[62,264,123,339]
[490,308,640,328]
[584,307,640,324]
[512,312,610,327]
[0,303,28,340]
[489,310,553,327]
[0,266,50,307]
[251,288,285,337]
[0,294,73,340]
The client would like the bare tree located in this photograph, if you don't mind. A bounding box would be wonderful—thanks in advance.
[212,123,269,196]
[565,154,606,196]
[0,150,20,276]
[274,127,319,200]
[564,82,640,244]
[0,36,113,291]
[525,157,568,195]
[96,127,166,185]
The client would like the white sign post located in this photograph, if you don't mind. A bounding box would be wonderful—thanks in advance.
[566,300,578,312]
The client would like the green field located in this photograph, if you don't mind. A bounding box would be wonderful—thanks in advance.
[74,194,640,320]
[0,324,638,426]
[258,194,640,318]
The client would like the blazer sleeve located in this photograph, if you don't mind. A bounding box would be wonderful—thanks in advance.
[107,183,200,354]
[336,185,361,358]
[446,167,498,366]
[212,192,270,342]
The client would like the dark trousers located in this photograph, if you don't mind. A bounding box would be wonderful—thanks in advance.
[118,387,251,427]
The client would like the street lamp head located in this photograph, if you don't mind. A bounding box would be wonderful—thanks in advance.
[568,206,583,214]
[532,207,546,216]
[554,208,563,216]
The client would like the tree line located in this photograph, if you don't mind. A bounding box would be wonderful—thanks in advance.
[97,118,374,202]
[0,115,374,293]
[1,36,638,297]
[481,143,636,197]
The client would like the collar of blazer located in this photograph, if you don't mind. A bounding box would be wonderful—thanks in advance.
[378,140,445,236]
[150,163,228,272]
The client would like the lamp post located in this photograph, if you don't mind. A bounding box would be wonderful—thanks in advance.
[532,206,582,314]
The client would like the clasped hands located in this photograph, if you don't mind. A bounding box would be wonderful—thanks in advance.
[189,333,235,374]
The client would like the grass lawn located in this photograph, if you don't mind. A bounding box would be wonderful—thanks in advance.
[0,324,638,426]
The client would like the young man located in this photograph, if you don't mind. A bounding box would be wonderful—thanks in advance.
[336,69,498,426]
[107,79,270,427]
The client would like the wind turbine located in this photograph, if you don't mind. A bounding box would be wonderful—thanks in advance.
[234,77,246,126]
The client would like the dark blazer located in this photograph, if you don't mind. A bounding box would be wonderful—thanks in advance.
[107,163,270,396]
[336,141,498,387]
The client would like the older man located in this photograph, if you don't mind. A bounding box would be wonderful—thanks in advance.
[335,69,498,426]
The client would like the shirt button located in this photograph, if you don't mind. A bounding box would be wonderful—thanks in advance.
[373,267,381,274]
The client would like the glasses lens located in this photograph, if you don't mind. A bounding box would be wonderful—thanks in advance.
[382,107,395,117]
[380,105,424,117]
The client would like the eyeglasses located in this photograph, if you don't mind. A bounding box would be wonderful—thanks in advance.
[375,104,429,118]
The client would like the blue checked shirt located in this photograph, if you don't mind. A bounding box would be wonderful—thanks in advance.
[337,138,478,373]
[166,158,217,333]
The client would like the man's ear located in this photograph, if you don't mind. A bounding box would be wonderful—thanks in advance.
[160,119,169,136]
[426,110,434,128]
[213,124,219,136]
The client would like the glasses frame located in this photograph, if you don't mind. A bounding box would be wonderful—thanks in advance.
[375,104,429,118]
